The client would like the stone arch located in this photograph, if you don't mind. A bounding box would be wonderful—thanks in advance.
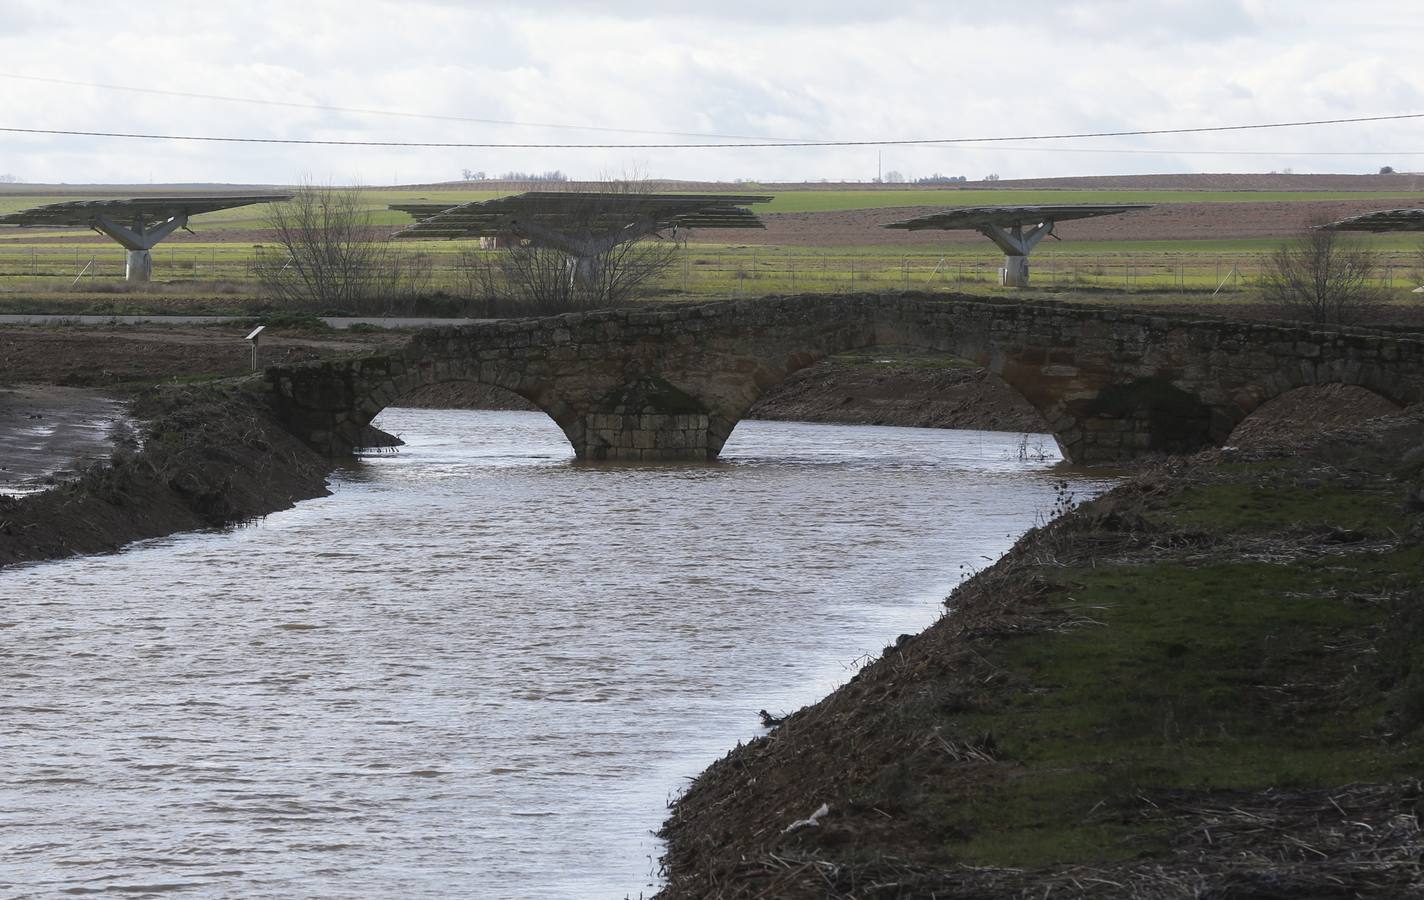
[345,358,584,456]
[1222,361,1418,444]
[703,327,1050,458]
[1065,376,1218,462]
[1224,382,1406,448]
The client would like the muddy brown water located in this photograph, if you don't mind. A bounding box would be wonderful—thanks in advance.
[0,410,1114,898]
[0,385,129,495]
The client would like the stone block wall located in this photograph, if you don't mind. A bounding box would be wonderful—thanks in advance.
[583,413,712,461]
[262,292,1424,465]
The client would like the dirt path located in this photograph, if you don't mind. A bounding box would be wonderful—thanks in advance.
[0,323,405,389]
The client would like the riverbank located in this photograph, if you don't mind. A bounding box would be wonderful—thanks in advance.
[657,408,1424,898]
[0,381,332,569]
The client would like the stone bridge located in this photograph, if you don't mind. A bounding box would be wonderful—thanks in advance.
[262,293,1424,464]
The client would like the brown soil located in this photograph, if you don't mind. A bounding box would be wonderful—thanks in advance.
[747,358,1045,432]
[391,173,1424,193]
[1228,383,1407,449]
[657,405,1424,899]
[16,174,1423,253]
[0,323,406,390]
[687,197,1424,248]
[31,197,1424,249]
[0,323,409,569]
[971,173,1424,192]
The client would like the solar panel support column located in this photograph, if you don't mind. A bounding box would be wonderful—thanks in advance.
[982,222,1053,288]
[569,255,600,290]
[126,250,153,281]
[91,212,190,283]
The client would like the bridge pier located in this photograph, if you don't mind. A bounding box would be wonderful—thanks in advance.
[1053,376,1217,463]
[581,412,712,461]
[577,374,716,461]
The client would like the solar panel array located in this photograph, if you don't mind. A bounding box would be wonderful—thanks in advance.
[388,202,459,220]
[392,191,772,239]
[1322,208,1424,232]
[0,194,293,228]
[883,204,1152,231]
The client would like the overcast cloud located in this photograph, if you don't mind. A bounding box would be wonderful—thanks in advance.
[0,0,1420,185]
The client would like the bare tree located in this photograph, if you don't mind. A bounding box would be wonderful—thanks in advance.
[464,179,681,315]
[254,181,430,313]
[1258,228,1385,325]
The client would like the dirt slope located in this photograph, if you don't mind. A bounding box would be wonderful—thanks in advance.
[658,406,1424,899]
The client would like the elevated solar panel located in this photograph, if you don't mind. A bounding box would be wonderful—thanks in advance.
[883,204,1152,231]
[1321,208,1424,232]
[0,193,292,282]
[0,194,293,228]
[388,202,461,221]
[392,191,771,240]
[883,204,1151,287]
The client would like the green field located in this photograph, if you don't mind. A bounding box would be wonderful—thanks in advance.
[0,185,1420,310]
[1,238,1420,310]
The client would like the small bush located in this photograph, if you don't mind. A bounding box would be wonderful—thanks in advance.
[1259,228,1385,324]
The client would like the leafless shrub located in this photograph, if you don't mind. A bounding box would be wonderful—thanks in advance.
[462,178,681,315]
[253,181,429,313]
[464,238,677,315]
[1258,228,1385,324]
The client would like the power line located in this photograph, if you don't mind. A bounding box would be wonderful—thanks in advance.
[970,145,1423,157]
[2,112,1422,151]
[0,72,807,143]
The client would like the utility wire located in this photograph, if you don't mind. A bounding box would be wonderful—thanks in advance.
[2,113,1422,151]
[960,145,1422,156]
[0,72,808,143]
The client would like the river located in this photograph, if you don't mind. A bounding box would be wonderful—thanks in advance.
[0,410,1114,899]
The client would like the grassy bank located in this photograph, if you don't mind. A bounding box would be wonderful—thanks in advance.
[2,238,1420,309]
[658,411,1424,898]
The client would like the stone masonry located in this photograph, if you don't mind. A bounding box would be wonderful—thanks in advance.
[262,292,1424,464]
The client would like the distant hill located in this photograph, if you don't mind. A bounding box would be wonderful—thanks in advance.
[5,173,1419,195]
[398,173,1424,193]
[967,172,1424,192]
[0,183,289,197]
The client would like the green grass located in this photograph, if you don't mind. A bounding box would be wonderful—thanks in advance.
[909,476,1424,868]
[1156,480,1411,534]
[1,185,1420,305]
[948,554,1422,866]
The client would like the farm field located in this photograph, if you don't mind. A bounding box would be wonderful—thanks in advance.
[0,177,1421,312]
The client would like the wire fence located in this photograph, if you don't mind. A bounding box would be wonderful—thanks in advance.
[1,244,1421,298]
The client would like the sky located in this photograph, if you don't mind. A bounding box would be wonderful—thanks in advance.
[1,0,1422,186]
